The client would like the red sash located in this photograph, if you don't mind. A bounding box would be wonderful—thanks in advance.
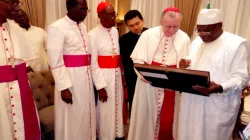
[0,63,41,139]
[0,64,17,83]
[98,55,120,68]
[63,54,90,67]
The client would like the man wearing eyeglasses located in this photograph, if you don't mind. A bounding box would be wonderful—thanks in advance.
[46,0,96,140]
[0,0,40,140]
[88,2,125,140]
[178,8,249,140]
[119,10,148,118]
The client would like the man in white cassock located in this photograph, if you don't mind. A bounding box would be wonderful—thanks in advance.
[13,9,48,71]
[128,7,190,140]
[88,2,124,140]
[46,0,96,140]
[0,0,41,140]
[178,8,249,140]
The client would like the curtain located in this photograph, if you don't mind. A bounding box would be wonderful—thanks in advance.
[45,0,104,31]
[117,0,131,36]
[130,0,174,28]
[201,0,250,42]
[106,0,116,7]
[44,0,130,32]
[45,0,67,29]
[117,0,131,20]
[96,0,131,35]
[175,0,202,37]
[20,0,46,29]
[84,0,104,31]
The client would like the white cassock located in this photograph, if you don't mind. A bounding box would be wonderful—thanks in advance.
[178,32,249,140]
[128,26,190,140]
[0,20,40,140]
[47,16,96,140]
[22,26,49,71]
[88,24,124,140]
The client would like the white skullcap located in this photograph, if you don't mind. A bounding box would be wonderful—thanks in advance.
[197,9,222,25]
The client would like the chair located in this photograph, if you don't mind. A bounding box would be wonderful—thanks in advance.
[28,70,55,140]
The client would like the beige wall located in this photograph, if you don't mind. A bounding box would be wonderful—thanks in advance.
[107,0,131,36]
[20,0,46,28]
[175,0,202,37]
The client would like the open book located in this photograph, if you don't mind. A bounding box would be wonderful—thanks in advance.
[134,63,210,96]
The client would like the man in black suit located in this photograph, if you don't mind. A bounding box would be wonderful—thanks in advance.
[119,10,148,116]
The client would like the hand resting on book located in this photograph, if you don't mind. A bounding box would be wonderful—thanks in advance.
[192,81,223,95]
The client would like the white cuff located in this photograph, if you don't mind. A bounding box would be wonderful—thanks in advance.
[51,66,72,91]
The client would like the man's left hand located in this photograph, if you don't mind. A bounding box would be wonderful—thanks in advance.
[192,81,223,96]
[98,88,108,103]
[26,66,34,73]
[179,58,191,69]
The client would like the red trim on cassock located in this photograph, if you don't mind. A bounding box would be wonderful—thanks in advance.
[50,64,64,70]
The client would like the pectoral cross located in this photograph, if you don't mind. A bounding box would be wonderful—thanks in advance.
[111,48,117,58]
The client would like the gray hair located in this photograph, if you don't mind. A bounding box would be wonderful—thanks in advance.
[161,11,182,21]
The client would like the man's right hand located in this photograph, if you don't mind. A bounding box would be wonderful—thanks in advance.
[61,89,73,104]
[179,58,191,69]
[26,66,34,73]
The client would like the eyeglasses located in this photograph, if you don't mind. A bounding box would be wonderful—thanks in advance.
[83,9,90,14]
[103,12,118,19]
[196,25,216,36]
[196,29,211,35]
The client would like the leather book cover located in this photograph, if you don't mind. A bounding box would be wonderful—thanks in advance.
[134,64,210,96]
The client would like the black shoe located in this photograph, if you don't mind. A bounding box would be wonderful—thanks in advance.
[115,137,125,140]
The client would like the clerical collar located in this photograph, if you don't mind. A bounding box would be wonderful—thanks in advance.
[65,15,82,25]
[99,24,112,30]
[130,31,141,36]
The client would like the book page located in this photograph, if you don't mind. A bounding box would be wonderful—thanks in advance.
[139,71,169,80]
